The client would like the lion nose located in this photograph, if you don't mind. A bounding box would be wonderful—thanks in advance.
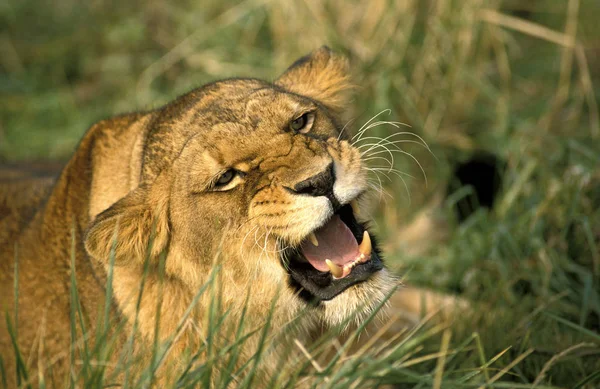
[291,163,336,197]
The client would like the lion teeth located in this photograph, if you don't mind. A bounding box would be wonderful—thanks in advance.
[308,232,319,247]
[323,232,371,279]
[325,259,343,278]
[358,231,372,259]
[350,199,361,219]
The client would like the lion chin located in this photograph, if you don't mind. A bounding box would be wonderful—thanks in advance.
[0,46,399,387]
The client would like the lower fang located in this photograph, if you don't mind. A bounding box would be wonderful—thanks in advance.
[358,231,372,258]
[325,259,343,278]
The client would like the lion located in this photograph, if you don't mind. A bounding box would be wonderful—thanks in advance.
[0,47,453,387]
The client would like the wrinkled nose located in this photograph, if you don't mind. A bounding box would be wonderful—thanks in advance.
[291,163,335,198]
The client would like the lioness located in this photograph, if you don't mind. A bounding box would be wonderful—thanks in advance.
[0,47,446,387]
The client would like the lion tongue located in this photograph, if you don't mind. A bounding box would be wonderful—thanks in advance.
[300,215,359,277]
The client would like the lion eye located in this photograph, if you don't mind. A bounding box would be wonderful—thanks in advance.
[208,169,245,192]
[290,115,306,131]
[215,169,236,186]
[289,112,315,134]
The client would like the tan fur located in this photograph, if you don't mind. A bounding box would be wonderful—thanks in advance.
[275,48,353,113]
[0,47,454,387]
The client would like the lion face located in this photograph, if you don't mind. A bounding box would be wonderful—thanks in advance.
[85,47,393,328]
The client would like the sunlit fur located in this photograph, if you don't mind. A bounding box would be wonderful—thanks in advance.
[0,47,403,386]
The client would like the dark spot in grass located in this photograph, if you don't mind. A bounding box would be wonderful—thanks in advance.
[586,311,600,333]
[448,152,505,222]
[512,278,533,297]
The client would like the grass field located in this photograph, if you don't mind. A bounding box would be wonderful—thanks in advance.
[1,0,600,387]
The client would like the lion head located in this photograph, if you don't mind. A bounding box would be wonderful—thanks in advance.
[83,47,394,340]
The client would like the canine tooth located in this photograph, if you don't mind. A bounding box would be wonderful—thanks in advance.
[309,232,319,247]
[325,259,343,278]
[358,231,372,259]
[350,199,361,219]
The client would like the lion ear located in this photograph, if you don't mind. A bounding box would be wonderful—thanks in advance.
[275,46,352,112]
[84,183,169,265]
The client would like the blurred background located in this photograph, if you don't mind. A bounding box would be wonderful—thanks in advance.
[1,0,599,385]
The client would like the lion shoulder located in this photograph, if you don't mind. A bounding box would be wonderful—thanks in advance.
[0,163,61,244]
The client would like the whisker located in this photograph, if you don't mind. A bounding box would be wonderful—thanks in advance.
[253,227,264,254]
[365,168,393,182]
[239,225,259,258]
[353,120,413,145]
[358,137,430,153]
[260,227,272,262]
[234,214,265,234]
[366,181,392,201]
[385,170,412,205]
[357,141,396,169]
[338,116,358,141]
[352,109,392,141]
[367,171,385,201]
[397,172,411,205]
[356,134,427,154]
[367,167,415,179]
[360,120,412,136]
[358,138,428,187]
[391,149,427,187]
[362,156,393,167]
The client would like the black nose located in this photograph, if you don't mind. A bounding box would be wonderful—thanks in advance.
[291,163,335,198]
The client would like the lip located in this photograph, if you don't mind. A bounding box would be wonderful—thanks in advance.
[281,203,384,302]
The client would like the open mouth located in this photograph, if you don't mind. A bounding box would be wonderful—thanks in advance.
[282,202,384,302]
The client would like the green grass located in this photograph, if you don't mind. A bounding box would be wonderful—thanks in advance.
[2,0,600,387]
